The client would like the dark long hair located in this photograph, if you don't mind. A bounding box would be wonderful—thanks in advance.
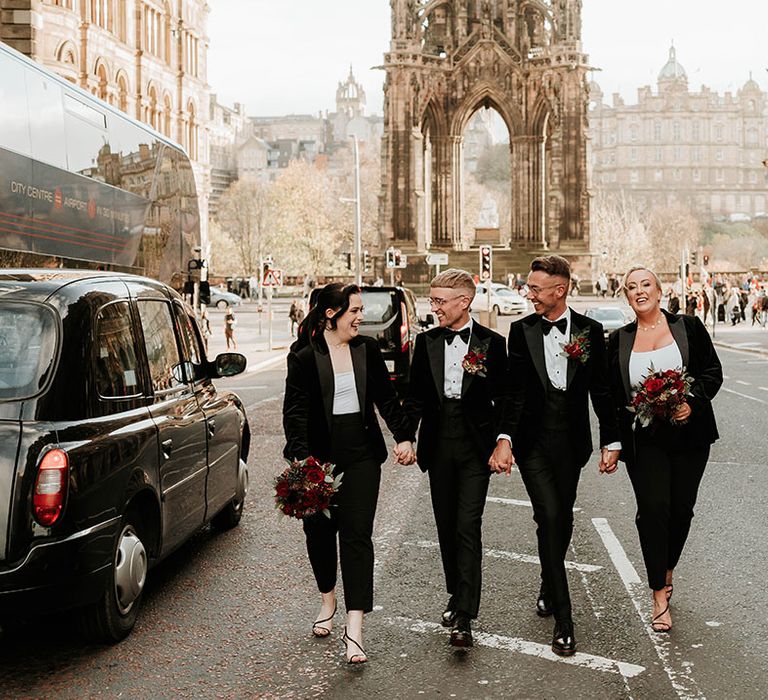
[293,283,361,351]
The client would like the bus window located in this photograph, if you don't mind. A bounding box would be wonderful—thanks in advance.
[26,73,66,170]
[0,52,31,157]
[107,116,159,195]
[64,95,109,176]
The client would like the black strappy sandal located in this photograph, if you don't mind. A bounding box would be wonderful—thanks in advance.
[342,626,368,664]
[312,601,337,638]
[651,603,672,633]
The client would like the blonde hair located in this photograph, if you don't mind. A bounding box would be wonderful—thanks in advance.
[621,266,663,295]
[431,268,476,294]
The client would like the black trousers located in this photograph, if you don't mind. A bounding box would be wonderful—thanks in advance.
[518,428,582,626]
[428,400,491,619]
[302,413,381,613]
[626,435,710,591]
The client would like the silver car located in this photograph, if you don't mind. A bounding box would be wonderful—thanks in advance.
[584,306,629,340]
[475,284,529,315]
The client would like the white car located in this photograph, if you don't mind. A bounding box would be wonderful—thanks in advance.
[475,283,529,315]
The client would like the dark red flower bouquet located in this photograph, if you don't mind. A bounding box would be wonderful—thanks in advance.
[560,328,591,364]
[629,366,693,429]
[274,456,342,519]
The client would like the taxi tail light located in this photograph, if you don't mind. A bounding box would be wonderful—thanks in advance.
[33,449,69,527]
[400,302,409,353]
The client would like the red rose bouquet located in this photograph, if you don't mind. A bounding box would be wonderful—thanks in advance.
[629,366,693,429]
[274,456,342,519]
[560,328,591,364]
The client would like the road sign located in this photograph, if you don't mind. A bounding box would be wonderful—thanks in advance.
[262,268,283,287]
[426,252,449,266]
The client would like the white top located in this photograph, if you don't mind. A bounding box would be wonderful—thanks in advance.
[444,319,472,399]
[543,308,570,391]
[332,371,360,415]
[629,342,683,391]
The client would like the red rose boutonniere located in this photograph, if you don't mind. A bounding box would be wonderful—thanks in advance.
[462,340,490,377]
[560,328,591,364]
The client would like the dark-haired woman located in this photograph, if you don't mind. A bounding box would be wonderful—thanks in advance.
[606,266,722,633]
[282,283,415,664]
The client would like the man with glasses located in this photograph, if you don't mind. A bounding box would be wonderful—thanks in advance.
[402,269,509,648]
[491,255,620,657]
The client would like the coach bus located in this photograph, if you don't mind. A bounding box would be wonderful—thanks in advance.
[0,41,199,285]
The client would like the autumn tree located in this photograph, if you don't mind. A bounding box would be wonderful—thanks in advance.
[646,202,700,272]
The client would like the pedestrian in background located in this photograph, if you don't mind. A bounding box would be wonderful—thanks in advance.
[606,266,722,634]
[200,308,212,351]
[224,306,237,349]
[288,300,304,336]
[282,283,415,664]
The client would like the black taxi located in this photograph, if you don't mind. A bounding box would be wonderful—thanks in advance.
[0,270,250,642]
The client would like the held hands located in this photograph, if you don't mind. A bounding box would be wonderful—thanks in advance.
[393,441,416,466]
[489,439,515,475]
[599,448,620,475]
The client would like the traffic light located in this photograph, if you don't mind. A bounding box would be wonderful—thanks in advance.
[689,250,699,267]
[346,252,353,270]
[386,248,395,268]
[363,250,371,273]
[393,249,402,268]
[703,254,710,267]
[479,245,492,281]
[199,280,211,305]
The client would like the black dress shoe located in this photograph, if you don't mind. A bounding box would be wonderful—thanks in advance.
[551,623,576,657]
[536,591,552,618]
[441,597,457,628]
[449,613,473,648]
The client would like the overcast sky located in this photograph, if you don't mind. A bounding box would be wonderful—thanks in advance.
[207,1,768,117]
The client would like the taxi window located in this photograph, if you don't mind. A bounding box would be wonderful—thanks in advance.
[94,301,141,398]
[137,300,184,393]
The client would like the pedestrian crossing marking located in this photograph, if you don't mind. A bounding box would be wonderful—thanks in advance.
[487,495,582,512]
[384,616,646,679]
[402,540,602,573]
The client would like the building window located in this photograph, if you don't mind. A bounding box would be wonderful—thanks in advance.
[692,146,701,163]
[630,147,637,162]
[654,122,662,141]
[630,170,639,183]
[673,121,681,142]
[117,73,128,112]
[673,169,682,181]
[692,121,700,142]
[117,0,127,42]
[673,147,681,162]
[187,102,197,160]
[655,147,662,163]
[163,94,172,137]
[716,148,724,161]
[184,32,199,77]
[92,0,112,31]
[715,169,724,182]
[654,169,663,182]
[715,124,724,142]
[749,171,758,184]
[143,3,165,59]
[693,169,701,182]
[630,124,638,142]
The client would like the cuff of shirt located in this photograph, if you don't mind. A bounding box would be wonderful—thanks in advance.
[496,434,512,445]
[603,442,622,451]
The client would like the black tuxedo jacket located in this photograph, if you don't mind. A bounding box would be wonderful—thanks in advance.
[606,309,722,465]
[501,309,619,468]
[403,322,508,472]
[282,335,414,465]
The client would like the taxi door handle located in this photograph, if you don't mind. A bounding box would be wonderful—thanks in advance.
[161,439,173,460]
[207,419,216,438]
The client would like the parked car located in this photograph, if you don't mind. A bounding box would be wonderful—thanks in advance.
[309,285,429,395]
[209,287,242,309]
[475,283,529,315]
[0,270,250,642]
[584,306,629,340]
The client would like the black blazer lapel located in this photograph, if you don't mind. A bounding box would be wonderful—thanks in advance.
[426,332,445,405]
[619,323,636,402]
[351,340,367,412]
[523,317,548,389]
[566,311,581,389]
[314,349,334,428]
[666,311,690,367]
[461,323,487,397]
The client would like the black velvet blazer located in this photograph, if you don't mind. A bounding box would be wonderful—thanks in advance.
[501,309,619,468]
[282,335,414,465]
[403,321,508,472]
[606,309,723,465]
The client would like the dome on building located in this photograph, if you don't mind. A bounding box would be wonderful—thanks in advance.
[658,45,687,82]
[742,72,760,92]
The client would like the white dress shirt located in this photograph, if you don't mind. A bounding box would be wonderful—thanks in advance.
[543,309,570,391]
[443,319,472,399]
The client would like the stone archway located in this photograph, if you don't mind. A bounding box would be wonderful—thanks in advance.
[381,0,590,255]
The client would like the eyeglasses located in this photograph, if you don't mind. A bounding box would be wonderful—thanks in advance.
[522,283,561,298]
[428,294,467,308]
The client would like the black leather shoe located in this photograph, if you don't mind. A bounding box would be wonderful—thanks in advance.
[551,623,576,657]
[536,590,552,618]
[441,597,457,628]
[449,613,473,648]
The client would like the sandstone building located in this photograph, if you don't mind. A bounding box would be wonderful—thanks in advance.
[589,47,768,219]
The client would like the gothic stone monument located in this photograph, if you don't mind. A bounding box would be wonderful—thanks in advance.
[380,0,591,265]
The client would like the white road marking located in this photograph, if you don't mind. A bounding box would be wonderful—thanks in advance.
[487,496,582,512]
[402,540,601,573]
[735,380,750,386]
[592,518,704,700]
[246,353,287,374]
[720,387,768,405]
[759,386,768,392]
[384,616,646,679]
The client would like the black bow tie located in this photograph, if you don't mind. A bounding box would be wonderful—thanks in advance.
[444,327,471,345]
[542,317,568,336]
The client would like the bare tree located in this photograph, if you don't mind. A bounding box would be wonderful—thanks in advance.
[646,202,700,272]
[591,190,651,273]
[216,179,271,276]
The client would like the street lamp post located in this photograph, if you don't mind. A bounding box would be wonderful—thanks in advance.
[340,135,363,285]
